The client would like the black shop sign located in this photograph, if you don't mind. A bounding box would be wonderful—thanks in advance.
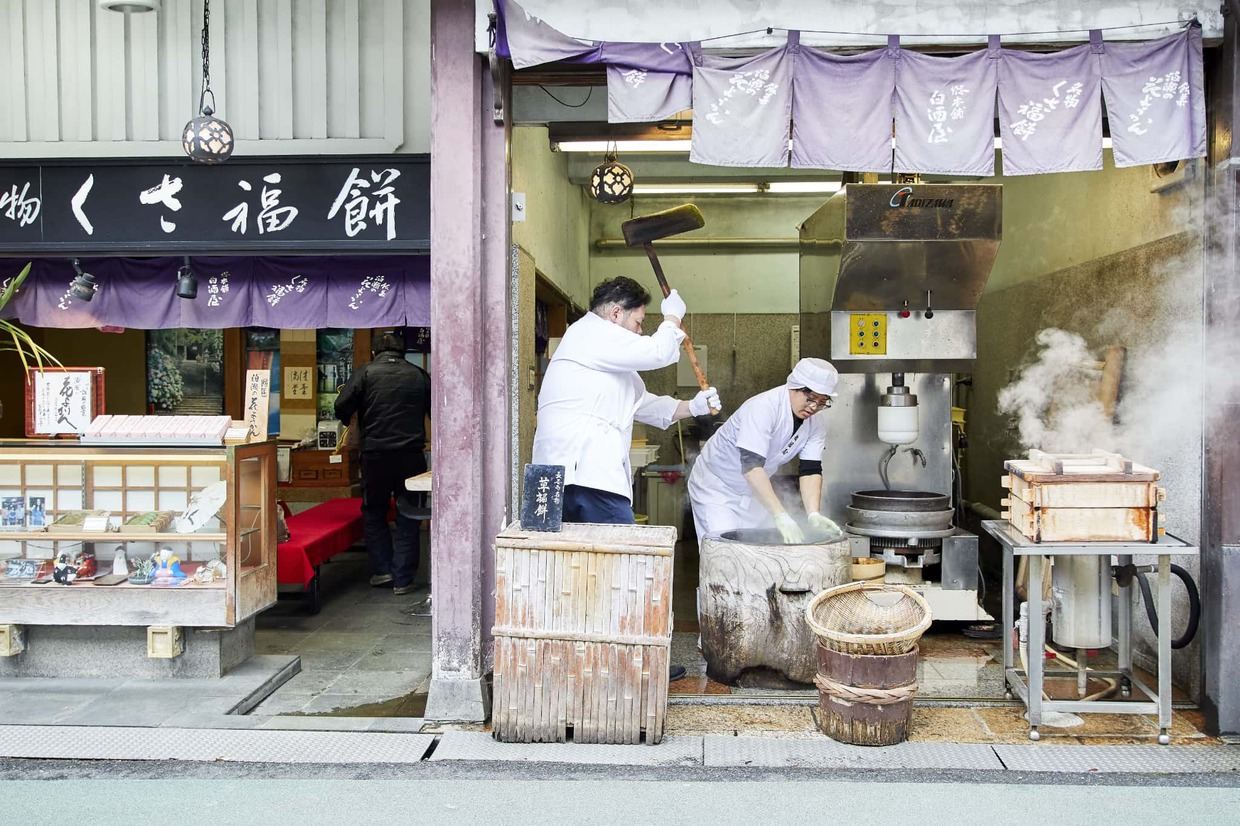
[0,157,429,254]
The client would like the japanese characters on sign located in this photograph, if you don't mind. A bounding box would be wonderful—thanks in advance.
[520,463,565,532]
[30,370,96,436]
[0,160,428,252]
[283,367,314,400]
[244,370,272,442]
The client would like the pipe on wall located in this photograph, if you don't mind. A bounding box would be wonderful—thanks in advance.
[593,237,842,250]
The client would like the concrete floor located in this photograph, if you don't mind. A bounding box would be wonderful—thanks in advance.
[244,542,1210,747]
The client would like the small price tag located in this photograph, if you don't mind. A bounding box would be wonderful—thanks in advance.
[328,454,342,464]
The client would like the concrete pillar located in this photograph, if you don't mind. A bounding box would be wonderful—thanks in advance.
[425,0,509,722]
[1200,0,1240,736]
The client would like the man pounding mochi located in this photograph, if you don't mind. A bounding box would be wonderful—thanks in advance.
[532,276,721,682]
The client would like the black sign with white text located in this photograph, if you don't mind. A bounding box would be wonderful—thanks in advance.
[0,157,429,254]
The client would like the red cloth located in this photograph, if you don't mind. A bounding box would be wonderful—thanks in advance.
[276,498,365,587]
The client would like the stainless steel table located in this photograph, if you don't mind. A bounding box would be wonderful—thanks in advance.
[980,520,1197,744]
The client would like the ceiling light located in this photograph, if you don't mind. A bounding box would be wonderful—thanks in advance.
[555,140,692,154]
[765,181,843,193]
[98,0,160,11]
[632,183,763,194]
[70,259,98,302]
[176,256,198,300]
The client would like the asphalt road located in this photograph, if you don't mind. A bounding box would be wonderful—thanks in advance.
[3,760,1238,825]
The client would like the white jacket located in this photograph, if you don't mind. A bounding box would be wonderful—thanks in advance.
[688,385,828,539]
[532,311,684,501]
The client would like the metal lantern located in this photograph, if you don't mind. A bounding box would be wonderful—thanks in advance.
[182,0,234,164]
[182,110,234,164]
[590,154,633,204]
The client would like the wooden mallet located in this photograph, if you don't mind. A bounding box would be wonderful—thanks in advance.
[620,204,717,413]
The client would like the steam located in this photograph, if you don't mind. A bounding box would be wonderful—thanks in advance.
[997,328,1116,453]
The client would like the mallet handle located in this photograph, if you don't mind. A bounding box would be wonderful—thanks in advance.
[643,243,716,412]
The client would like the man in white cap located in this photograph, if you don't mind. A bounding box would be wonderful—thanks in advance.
[688,358,842,544]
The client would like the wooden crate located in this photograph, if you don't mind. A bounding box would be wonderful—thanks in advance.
[1002,450,1164,542]
[491,521,676,745]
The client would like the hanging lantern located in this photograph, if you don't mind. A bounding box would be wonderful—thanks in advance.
[589,150,633,204]
[182,0,234,164]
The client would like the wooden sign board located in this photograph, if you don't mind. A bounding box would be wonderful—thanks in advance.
[520,464,565,532]
[243,370,272,442]
[24,367,105,437]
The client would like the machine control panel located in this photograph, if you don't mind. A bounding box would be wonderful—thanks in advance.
[849,313,887,355]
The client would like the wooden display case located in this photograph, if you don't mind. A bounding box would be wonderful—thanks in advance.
[0,441,277,628]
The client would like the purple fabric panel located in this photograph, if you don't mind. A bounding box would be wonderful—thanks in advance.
[894,49,998,175]
[0,260,31,320]
[179,257,255,329]
[792,46,896,172]
[1101,27,1207,168]
[248,257,330,329]
[997,45,1103,176]
[402,256,431,327]
[501,0,600,70]
[92,258,183,329]
[690,44,794,168]
[599,41,693,73]
[19,259,119,329]
[607,64,693,123]
[325,257,406,328]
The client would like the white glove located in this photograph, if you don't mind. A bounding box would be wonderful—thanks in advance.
[660,289,686,321]
[774,512,805,544]
[808,511,841,535]
[688,386,720,416]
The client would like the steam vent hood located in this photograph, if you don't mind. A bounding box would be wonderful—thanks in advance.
[816,184,1002,312]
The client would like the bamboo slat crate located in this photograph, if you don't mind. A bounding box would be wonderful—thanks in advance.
[1001,450,1164,543]
[492,521,676,745]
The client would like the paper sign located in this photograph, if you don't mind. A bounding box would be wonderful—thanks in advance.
[520,464,565,532]
[283,367,314,399]
[244,370,271,442]
[29,370,97,435]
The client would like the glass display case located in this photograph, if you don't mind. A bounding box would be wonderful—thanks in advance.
[0,441,276,628]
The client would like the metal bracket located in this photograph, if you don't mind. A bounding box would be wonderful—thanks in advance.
[488,14,507,125]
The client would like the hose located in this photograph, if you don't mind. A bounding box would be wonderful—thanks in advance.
[1018,637,1118,702]
[1134,564,1201,649]
[878,444,898,490]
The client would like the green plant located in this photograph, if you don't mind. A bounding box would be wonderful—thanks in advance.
[147,347,184,411]
[0,263,61,372]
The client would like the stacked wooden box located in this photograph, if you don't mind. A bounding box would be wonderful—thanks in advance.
[491,521,675,745]
[1001,450,1164,542]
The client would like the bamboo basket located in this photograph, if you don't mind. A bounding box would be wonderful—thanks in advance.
[805,581,932,656]
[491,521,676,745]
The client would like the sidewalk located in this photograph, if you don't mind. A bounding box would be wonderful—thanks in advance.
[0,550,1234,772]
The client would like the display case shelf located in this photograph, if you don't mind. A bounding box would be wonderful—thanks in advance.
[0,440,277,628]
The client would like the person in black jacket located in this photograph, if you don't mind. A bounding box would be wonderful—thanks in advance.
[334,332,430,595]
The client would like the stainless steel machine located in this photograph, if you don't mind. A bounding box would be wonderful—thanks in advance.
[798,183,1002,622]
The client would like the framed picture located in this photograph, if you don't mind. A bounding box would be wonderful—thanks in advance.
[26,496,46,528]
[24,367,106,437]
[0,497,24,530]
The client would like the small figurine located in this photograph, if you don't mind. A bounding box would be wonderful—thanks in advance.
[53,553,77,585]
[72,552,97,580]
[112,546,129,576]
[151,547,187,582]
[190,559,228,584]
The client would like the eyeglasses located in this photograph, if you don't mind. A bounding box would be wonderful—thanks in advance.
[802,390,832,410]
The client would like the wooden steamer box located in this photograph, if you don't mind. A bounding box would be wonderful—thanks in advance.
[1002,451,1164,543]
[492,522,676,745]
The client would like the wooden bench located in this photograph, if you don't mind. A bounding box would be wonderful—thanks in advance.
[277,497,365,614]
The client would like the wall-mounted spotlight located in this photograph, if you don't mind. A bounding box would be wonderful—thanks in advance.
[70,259,98,302]
[176,256,198,299]
[98,0,161,12]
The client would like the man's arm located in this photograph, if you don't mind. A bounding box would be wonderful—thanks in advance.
[333,365,365,422]
[575,317,685,373]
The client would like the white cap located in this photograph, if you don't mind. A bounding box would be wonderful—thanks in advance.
[787,358,839,396]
